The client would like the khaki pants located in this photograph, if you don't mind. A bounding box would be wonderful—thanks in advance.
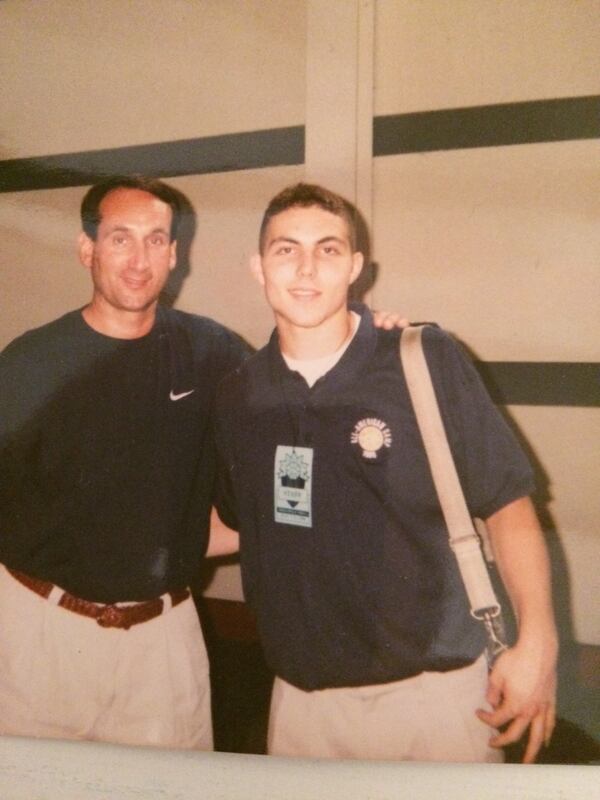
[268,654,502,762]
[0,565,212,749]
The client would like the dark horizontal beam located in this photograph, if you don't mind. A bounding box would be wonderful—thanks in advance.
[474,361,599,407]
[2,96,598,193]
[374,95,600,156]
[0,126,305,193]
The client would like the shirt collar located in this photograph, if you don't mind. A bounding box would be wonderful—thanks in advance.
[266,303,378,397]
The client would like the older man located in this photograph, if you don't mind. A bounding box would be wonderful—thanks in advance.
[0,176,244,748]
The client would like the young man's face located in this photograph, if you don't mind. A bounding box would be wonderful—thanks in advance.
[78,188,176,320]
[251,205,363,333]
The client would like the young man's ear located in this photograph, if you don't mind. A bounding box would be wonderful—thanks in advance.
[78,232,94,269]
[249,253,265,286]
[350,251,364,285]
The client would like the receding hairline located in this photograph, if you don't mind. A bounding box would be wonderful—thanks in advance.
[98,186,175,216]
[80,175,183,241]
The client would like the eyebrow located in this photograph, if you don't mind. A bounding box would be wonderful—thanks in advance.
[267,235,348,248]
[104,225,170,236]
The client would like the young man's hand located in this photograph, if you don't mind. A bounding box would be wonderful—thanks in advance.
[478,497,558,764]
[477,641,557,763]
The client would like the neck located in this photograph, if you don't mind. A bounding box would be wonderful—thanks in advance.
[278,309,353,360]
[82,300,157,339]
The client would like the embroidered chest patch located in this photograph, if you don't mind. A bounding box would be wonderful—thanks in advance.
[350,417,392,460]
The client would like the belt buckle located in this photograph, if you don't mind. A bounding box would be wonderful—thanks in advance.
[96,604,129,630]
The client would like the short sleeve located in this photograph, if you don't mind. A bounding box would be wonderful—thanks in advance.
[421,326,535,520]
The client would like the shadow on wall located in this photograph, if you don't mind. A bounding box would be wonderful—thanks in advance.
[458,337,600,747]
[349,199,377,303]
[159,185,196,307]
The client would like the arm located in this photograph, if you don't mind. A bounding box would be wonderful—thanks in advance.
[477,496,558,763]
[205,507,240,558]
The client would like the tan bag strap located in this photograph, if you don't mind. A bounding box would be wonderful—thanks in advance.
[399,326,501,618]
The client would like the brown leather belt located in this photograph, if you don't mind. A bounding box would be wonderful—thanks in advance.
[7,568,190,630]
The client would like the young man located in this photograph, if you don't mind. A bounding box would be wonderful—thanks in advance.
[0,176,244,748]
[215,183,558,763]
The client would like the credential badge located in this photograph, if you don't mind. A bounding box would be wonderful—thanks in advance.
[351,417,392,460]
[274,446,313,527]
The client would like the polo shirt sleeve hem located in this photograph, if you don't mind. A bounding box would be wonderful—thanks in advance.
[475,478,536,522]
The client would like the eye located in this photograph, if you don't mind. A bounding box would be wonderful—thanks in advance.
[112,234,128,246]
[321,245,341,255]
[149,234,168,246]
[274,245,295,256]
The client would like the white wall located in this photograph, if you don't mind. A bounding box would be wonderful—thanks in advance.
[0,0,306,157]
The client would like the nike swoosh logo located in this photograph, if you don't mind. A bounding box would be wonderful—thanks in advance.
[169,389,195,401]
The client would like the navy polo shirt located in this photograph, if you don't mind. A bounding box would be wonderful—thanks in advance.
[216,306,534,690]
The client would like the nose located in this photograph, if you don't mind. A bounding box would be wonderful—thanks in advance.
[129,241,150,271]
[297,251,315,278]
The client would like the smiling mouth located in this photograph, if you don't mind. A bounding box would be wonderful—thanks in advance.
[122,276,150,289]
[289,288,320,300]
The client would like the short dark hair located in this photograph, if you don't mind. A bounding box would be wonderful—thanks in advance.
[258,182,358,254]
[80,175,183,241]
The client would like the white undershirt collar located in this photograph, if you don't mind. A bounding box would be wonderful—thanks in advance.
[283,311,361,388]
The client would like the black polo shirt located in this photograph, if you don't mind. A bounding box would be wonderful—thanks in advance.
[216,306,534,690]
